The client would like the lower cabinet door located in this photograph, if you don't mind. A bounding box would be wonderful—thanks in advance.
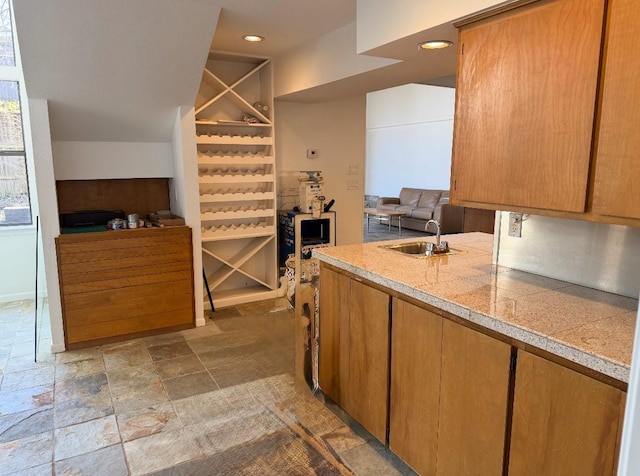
[318,266,350,402]
[389,299,443,475]
[509,351,625,476]
[436,319,512,476]
[340,278,390,443]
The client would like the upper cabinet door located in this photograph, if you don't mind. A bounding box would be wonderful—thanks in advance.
[451,0,606,212]
[592,0,640,219]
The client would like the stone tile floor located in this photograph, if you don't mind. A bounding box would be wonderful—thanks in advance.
[363,217,430,243]
[0,299,415,475]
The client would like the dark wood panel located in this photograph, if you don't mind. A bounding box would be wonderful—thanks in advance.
[56,178,170,218]
[463,207,495,233]
[389,299,442,475]
[64,286,192,327]
[61,261,192,285]
[66,307,193,344]
[61,251,192,274]
[63,270,193,295]
[58,243,190,265]
[509,351,624,475]
[437,319,511,476]
[64,279,192,311]
[57,230,191,253]
[67,322,194,350]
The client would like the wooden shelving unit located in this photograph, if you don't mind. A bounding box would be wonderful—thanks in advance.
[195,52,277,308]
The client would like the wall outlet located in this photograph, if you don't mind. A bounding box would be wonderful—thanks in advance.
[508,212,523,238]
[346,177,359,190]
[306,149,318,159]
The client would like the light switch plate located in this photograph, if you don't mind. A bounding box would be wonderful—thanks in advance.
[347,164,359,175]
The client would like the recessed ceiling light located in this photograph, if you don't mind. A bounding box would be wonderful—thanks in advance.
[243,35,265,43]
[418,40,453,50]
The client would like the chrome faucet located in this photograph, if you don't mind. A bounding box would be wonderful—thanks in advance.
[425,219,441,247]
[425,219,448,254]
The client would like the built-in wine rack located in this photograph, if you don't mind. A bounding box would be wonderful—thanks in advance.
[195,53,277,307]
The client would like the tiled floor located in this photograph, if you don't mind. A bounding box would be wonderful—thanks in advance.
[0,299,414,475]
[363,217,430,243]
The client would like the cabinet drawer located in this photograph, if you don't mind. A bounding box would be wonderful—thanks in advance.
[66,307,194,344]
[60,250,192,274]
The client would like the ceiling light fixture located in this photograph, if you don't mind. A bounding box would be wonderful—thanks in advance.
[243,35,265,43]
[418,40,453,50]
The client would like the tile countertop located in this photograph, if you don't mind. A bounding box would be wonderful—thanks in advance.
[313,232,638,383]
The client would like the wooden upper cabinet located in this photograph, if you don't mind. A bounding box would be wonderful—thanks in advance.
[451,0,606,212]
[509,351,624,476]
[592,0,640,219]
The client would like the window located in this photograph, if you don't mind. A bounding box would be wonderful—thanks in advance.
[0,0,15,67]
[0,0,30,226]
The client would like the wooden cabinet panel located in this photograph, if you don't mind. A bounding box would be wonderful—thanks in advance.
[509,351,624,476]
[437,319,511,476]
[318,266,390,443]
[592,0,640,219]
[341,279,390,443]
[452,0,606,212]
[389,299,442,475]
[318,266,350,401]
[57,227,195,348]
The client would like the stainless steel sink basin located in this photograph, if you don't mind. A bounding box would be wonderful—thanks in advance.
[380,241,462,258]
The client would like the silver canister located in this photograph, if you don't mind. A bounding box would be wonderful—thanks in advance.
[128,213,139,229]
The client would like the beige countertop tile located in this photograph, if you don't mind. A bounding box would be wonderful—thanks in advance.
[314,232,638,383]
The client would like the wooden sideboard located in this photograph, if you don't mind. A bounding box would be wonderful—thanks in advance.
[56,226,195,349]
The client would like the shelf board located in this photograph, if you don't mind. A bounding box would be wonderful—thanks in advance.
[196,135,273,146]
[195,120,271,128]
[198,155,274,166]
[199,192,275,203]
[201,226,275,242]
[207,286,278,309]
[200,209,274,221]
[198,174,274,184]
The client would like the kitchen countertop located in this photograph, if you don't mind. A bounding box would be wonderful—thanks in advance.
[313,232,638,383]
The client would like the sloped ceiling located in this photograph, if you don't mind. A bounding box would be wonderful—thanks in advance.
[13,0,221,142]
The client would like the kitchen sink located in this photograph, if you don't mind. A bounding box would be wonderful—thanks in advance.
[380,241,462,258]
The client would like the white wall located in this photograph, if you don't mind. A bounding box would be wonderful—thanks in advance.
[365,84,455,197]
[356,0,504,53]
[0,229,37,302]
[274,22,398,99]
[275,94,366,245]
[28,98,65,353]
[170,106,205,325]
[52,141,173,179]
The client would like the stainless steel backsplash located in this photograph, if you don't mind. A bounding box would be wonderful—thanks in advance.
[495,212,640,298]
